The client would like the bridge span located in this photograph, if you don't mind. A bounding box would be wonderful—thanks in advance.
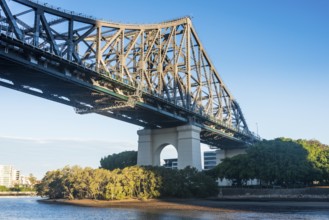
[0,0,258,169]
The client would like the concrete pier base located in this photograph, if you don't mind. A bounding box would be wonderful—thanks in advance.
[137,125,202,170]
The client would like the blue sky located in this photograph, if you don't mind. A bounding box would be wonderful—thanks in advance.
[0,0,328,178]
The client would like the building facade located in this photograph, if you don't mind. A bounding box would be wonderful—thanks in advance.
[0,165,20,188]
[203,151,217,170]
[163,151,218,170]
[163,158,178,169]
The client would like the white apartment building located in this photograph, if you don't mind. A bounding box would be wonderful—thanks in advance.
[0,165,20,188]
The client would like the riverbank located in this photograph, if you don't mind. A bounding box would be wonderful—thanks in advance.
[217,187,329,201]
[40,198,329,212]
[0,192,36,196]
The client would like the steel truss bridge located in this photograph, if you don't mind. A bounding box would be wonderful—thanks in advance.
[0,0,258,148]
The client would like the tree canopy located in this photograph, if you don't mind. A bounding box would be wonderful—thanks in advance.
[145,166,218,198]
[36,165,218,200]
[36,166,160,200]
[100,151,137,170]
[211,138,329,187]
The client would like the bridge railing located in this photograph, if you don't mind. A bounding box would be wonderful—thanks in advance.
[27,0,97,20]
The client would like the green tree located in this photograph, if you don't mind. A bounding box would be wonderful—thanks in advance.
[144,166,218,198]
[105,169,125,200]
[317,150,329,183]
[249,139,315,186]
[28,174,38,187]
[36,165,218,200]
[36,166,162,200]
[297,139,329,183]
[214,154,254,186]
[211,138,324,187]
[100,151,137,171]
[36,169,66,199]
[0,186,9,192]
[89,168,110,200]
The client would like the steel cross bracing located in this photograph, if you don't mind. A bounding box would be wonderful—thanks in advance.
[0,0,259,148]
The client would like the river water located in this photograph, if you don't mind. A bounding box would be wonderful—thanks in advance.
[0,197,328,220]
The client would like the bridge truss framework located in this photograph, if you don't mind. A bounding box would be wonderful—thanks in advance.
[0,0,258,148]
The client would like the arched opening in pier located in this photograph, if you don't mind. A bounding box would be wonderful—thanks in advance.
[159,144,178,169]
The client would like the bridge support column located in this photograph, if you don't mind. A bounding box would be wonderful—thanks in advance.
[137,129,154,166]
[137,125,202,170]
[176,125,202,170]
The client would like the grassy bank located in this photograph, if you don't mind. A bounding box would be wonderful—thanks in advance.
[0,191,36,196]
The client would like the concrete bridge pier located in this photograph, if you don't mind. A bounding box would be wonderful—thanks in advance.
[137,125,202,170]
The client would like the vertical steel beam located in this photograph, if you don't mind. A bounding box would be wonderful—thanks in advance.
[120,29,124,78]
[158,28,162,94]
[139,30,145,88]
[33,8,40,46]
[67,19,74,61]
[186,20,191,109]
[96,25,102,71]
[197,45,202,108]
[173,27,177,105]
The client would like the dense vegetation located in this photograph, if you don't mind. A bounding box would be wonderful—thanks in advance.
[100,151,137,171]
[209,138,329,187]
[144,166,218,198]
[36,138,328,200]
[0,174,37,192]
[0,185,34,192]
[36,166,218,200]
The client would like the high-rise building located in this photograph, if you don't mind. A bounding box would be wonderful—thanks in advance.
[0,165,21,188]
[203,151,217,170]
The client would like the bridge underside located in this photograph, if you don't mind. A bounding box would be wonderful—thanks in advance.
[0,41,185,129]
[0,35,248,149]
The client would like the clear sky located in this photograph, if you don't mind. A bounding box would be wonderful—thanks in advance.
[0,0,328,178]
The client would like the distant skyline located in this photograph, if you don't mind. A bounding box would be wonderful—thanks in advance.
[0,0,328,178]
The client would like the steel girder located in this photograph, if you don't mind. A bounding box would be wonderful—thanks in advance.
[0,0,258,148]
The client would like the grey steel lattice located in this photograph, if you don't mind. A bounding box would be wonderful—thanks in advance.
[0,0,259,148]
